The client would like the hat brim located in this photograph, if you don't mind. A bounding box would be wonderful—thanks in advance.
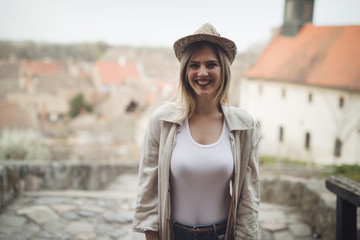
[173,34,237,64]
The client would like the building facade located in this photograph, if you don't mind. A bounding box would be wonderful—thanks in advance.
[240,78,360,165]
[241,0,360,165]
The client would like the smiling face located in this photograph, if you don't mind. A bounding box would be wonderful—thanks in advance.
[178,41,231,116]
[186,45,222,101]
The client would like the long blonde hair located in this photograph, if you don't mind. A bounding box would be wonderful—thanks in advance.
[173,41,231,119]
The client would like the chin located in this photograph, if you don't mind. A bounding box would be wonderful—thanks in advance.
[195,92,216,98]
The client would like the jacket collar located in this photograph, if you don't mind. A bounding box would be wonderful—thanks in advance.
[221,105,255,131]
[160,104,255,131]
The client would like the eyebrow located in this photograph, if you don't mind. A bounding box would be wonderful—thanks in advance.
[190,60,219,64]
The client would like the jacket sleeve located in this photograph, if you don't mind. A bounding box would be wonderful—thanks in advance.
[235,123,261,239]
[132,113,161,233]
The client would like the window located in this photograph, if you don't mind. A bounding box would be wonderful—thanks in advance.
[126,100,138,112]
[305,132,311,149]
[279,126,284,142]
[339,97,344,108]
[334,138,342,157]
[308,92,312,103]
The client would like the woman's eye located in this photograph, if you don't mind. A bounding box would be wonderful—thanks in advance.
[189,64,199,68]
[207,63,218,68]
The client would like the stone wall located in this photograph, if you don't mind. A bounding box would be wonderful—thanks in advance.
[260,175,336,240]
[1,161,353,239]
[0,161,138,211]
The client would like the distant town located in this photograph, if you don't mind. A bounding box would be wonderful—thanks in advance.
[1,16,360,166]
[0,41,260,162]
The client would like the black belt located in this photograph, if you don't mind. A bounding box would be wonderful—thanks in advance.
[172,220,227,234]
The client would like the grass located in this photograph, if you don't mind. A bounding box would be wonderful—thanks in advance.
[260,155,360,182]
[260,155,310,166]
[323,164,360,183]
[259,155,277,164]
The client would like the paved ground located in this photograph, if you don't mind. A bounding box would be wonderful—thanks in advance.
[0,173,313,240]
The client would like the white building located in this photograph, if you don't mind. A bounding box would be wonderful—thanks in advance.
[241,0,360,165]
[240,78,360,165]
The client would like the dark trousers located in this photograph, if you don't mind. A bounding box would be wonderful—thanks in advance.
[171,219,227,240]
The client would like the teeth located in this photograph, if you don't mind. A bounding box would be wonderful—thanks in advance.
[197,80,210,85]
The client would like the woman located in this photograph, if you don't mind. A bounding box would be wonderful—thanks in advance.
[133,23,260,240]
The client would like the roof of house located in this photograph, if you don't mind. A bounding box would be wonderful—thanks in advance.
[98,47,179,81]
[22,60,94,92]
[0,63,20,97]
[245,24,360,91]
[96,61,140,85]
[0,100,36,130]
[25,61,58,75]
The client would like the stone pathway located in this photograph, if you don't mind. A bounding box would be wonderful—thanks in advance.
[258,203,313,240]
[0,173,313,240]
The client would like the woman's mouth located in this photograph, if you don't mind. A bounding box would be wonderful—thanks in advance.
[195,80,212,87]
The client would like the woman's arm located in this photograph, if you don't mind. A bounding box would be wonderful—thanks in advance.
[132,114,161,233]
[235,125,261,239]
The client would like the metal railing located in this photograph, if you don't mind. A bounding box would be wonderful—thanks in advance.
[325,175,360,240]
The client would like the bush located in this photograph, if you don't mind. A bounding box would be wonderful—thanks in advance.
[0,129,50,160]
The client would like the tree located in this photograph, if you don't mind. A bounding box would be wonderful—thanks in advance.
[69,93,93,118]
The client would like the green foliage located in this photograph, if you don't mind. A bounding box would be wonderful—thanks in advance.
[260,155,360,182]
[325,164,360,183]
[69,93,93,118]
[259,155,308,166]
[0,40,110,61]
[259,155,276,164]
[0,129,50,160]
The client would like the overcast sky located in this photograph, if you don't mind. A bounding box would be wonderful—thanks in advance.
[1,0,359,51]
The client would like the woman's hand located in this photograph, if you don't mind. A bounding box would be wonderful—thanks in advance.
[145,231,159,240]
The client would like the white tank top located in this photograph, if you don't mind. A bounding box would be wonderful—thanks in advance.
[170,118,234,225]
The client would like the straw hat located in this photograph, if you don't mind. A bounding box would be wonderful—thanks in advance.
[173,23,237,64]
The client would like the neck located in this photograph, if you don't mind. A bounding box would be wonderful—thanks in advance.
[194,96,220,115]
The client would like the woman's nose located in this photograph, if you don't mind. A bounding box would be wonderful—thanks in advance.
[198,65,208,76]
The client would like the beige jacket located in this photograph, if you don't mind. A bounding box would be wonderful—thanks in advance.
[133,103,261,240]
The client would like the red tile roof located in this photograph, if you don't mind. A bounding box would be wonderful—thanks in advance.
[26,61,58,75]
[96,61,140,85]
[246,24,360,91]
